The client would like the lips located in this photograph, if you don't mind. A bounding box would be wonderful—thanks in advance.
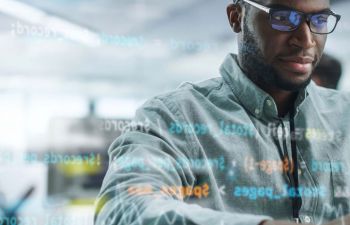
[278,56,314,74]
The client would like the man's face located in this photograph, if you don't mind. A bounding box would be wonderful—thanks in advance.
[237,0,329,91]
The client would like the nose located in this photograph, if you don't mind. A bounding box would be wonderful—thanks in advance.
[288,21,316,50]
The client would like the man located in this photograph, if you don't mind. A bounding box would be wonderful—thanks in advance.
[95,0,350,224]
[311,53,342,89]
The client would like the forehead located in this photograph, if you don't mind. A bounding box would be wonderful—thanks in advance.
[263,0,330,12]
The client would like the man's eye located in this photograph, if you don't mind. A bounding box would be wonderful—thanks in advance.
[314,15,328,25]
[274,15,287,21]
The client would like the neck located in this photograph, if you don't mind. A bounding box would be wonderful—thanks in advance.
[269,87,297,118]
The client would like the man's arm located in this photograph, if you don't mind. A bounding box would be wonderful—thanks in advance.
[94,97,272,225]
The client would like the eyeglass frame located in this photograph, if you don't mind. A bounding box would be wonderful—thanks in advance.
[232,0,341,34]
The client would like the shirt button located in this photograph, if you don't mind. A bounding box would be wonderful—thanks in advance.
[255,109,260,115]
[266,99,272,106]
[298,169,302,175]
[304,216,312,223]
[300,161,307,169]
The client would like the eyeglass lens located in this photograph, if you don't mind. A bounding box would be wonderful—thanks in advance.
[270,10,337,34]
[310,14,337,33]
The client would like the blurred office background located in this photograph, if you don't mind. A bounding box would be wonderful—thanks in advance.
[0,0,348,224]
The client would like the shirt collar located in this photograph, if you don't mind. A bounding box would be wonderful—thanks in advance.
[220,53,310,120]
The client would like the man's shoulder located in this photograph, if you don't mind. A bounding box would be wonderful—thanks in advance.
[138,76,236,117]
[153,77,226,103]
[310,83,350,107]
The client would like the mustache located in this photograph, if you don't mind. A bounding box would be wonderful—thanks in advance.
[278,49,317,62]
[277,50,319,64]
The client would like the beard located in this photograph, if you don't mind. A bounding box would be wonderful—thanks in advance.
[238,18,312,92]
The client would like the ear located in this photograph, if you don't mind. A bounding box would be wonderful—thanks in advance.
[227,4,242,33]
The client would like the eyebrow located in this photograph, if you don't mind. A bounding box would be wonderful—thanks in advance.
[266,3,331,13]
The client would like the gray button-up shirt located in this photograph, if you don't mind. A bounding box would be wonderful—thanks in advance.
[95,54,350,225]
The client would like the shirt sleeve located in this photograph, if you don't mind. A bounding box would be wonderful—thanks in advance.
[94,97,272,225]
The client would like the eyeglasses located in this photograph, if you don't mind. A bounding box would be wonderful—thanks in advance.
[234,0,341,34]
